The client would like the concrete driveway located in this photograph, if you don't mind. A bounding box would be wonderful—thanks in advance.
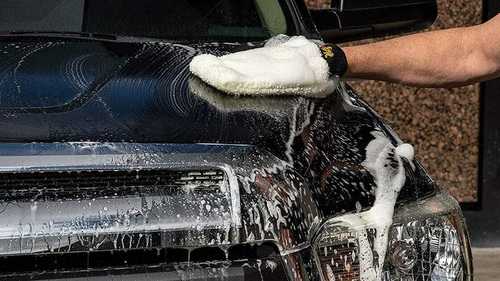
[472,248,500,281]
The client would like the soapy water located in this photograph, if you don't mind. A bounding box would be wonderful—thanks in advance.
[190,35,338,97]
[190,36,416,280]
[188,75,300,114]
[0,35,419,280]
[335,131,414,281]
[191,74,416,280]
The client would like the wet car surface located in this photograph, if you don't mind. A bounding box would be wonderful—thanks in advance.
[0,0,472,280]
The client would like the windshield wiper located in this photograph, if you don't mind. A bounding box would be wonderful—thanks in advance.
[4,31,118,41]
[0,30,177,44]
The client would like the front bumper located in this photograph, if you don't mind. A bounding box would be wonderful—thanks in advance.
[0,143,472,280]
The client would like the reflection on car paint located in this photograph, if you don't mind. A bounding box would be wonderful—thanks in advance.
[0,38,435,280]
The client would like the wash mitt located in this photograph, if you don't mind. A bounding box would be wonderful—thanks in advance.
[189,36,338,97]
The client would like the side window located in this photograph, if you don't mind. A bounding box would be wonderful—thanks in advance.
[254,0,288,35]
[304,0,331,9]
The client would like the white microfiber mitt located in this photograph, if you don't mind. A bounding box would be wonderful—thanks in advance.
[189,76,297,113]
[189,36,338,98]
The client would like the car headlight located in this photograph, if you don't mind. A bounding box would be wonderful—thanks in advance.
[313,191,472,281]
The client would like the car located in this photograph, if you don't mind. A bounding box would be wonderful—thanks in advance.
[0,0,472,280]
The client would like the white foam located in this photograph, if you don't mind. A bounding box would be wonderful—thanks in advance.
[189,36,337,97]
[395,143,414,162]
[188,76,297,113]
[335,132,414,281]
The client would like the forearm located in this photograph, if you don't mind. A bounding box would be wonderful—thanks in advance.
[342,20,500,88]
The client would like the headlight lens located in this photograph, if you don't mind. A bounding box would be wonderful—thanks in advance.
[313,192,472,281]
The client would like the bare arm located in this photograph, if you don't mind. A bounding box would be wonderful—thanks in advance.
[342,14,500,88]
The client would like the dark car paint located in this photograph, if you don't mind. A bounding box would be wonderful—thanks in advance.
[0,1,437,279]
[0,38,290,145]
[0,34,435,228]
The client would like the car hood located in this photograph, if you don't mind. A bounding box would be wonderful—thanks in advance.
[0,37,307,150]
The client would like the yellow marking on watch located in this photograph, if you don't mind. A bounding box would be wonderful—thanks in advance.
[321,46,334,58]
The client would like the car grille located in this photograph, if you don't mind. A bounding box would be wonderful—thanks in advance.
[0,169,226,201]
[0,167,256,280]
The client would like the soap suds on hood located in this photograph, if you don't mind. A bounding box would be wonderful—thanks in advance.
[335,131,414,281]
[189,35,337,97]
[188,76,299,114]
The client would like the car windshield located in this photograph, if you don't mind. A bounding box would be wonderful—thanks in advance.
[0,0,293,41]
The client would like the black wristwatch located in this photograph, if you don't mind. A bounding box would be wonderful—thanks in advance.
[319,44,348,77]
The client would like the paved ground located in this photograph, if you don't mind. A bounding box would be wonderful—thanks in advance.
[472,248,500,281]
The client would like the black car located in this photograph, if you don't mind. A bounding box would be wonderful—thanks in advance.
[0,1,472,280]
